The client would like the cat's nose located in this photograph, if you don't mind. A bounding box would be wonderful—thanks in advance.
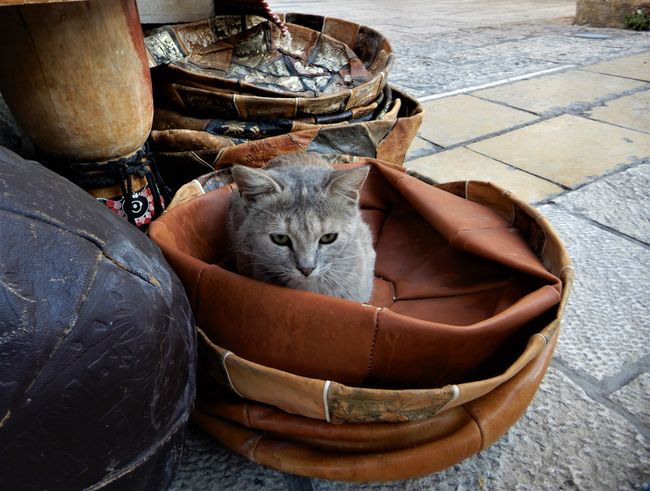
[298,266,315,277]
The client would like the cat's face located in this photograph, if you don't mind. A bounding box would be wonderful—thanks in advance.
[230,163,369,292]
[252,199,359,289]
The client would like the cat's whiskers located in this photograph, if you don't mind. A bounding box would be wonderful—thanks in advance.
[322,269,351,286]
[236,250,270,261]
[331,253,365,262]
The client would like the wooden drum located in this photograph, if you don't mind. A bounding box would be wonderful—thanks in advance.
[0,0,153,162]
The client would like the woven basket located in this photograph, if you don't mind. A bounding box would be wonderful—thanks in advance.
[148,158,572,481]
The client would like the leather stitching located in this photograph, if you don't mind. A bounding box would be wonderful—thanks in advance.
[364,307,383,383]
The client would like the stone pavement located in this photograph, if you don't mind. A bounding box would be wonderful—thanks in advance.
[168,2,650,490]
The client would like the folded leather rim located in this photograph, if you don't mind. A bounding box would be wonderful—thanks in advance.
[192,328,560,481]
[173,174,572,425]
[155,170,573,480]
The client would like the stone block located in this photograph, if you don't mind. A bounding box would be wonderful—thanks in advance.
[576,0,650,28]
[406,147,563,202]
[474,69,645,115]
[583,51,650,82]
[405,136,439,161]
[553,161,650,244]
[610,372,650,427]
[419,95,538,147]
[137,0,212,24]
[586,89,650,134]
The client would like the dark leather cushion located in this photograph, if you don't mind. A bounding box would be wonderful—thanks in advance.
[0,147,196,490]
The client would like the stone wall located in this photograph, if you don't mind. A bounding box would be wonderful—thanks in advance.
[576,0,650,28]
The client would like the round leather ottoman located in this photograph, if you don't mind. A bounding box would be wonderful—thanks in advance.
[149,158,572,481]
[0,147,196,489]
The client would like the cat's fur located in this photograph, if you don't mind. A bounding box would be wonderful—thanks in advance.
[227,153,375,303]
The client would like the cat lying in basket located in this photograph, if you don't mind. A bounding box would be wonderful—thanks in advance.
[227,153,376,303]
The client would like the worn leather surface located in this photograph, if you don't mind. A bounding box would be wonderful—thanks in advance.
[145,13,392,116]
[0,147,196,489]
[0,0,152,161]
[150,161,561,389]
[190,330,558,481]
[150,85,422,193]
[148,157,571,480]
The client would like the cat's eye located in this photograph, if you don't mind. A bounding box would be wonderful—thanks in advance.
[319,233,338,245]
[270,234,292,246]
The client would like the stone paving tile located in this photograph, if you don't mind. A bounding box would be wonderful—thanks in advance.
[270,1,650,98]
[585,88,650,134]
[170,423,288,490]
[390,27,650,98]
[468,114,650,187]
[537,204,650,382]
[583,51,650,81]
[310,368,650,490]
[552,161,650,244]
[405,147,562,202]
[495,32,650,66]
[404,135,439,161]
[390,55,560,99]
[609,372,650,428]
[272,0,577,34]
[417,95,538,147]
[473,69,646,115]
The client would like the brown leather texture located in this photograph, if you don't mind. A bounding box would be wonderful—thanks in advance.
[0,0,153,161]
[149,85,422,193]
[150,161,562,386]
[148,158,572,480]
[189,330,558,481]
[145,13,419,194]
[145,13,392,116]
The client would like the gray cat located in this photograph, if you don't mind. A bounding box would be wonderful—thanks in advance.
[227,153,376,303]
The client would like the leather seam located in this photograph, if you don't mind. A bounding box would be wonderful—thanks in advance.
[194,265,208,313]
[248,434,264,463]
[461,404,485,450]
[374,118,398,149]
[364,307,383,383]
[244,403,251,427]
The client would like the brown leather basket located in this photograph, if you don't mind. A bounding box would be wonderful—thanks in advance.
[145,13,418,195]
[149,84,422,192]
[148,159,572,481]
[145,13,392,119]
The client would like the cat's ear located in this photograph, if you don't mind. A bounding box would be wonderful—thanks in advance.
[327,166,370,202]
[231,165,281,202]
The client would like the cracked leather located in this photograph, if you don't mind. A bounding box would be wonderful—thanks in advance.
[0,147,196,490]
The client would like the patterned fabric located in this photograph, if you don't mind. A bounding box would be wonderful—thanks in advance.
[98,182,165,228]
